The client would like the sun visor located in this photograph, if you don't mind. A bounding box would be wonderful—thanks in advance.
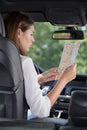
[46,7,86,26]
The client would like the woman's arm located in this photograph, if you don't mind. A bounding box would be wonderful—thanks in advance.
[47,64,76,106]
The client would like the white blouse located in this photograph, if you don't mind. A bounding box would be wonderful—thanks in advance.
[20,55,51,118]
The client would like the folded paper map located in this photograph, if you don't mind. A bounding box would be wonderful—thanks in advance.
[56,42,80,79]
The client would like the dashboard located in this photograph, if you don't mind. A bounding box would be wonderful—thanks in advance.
[42,74,87,119]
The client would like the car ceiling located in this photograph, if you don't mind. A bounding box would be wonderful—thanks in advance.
[0,0,87,26]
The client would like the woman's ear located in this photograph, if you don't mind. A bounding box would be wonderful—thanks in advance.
[17,28,22,38]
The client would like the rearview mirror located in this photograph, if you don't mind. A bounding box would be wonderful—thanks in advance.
[52,30,84,40]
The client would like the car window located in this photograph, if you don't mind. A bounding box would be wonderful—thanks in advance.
[28,22,87,74]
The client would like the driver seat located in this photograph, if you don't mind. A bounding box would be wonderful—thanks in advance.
[0,13,27,119]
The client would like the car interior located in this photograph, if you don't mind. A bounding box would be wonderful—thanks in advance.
[0,0,87,130]
[0,13,27,119]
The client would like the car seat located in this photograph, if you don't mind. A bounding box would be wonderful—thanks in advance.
[59,90,87,130]
[0,13,27,119]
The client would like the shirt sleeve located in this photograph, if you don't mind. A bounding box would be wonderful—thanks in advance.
[21,56,51,118]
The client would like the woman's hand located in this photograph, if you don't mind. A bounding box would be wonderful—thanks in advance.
[38,67,59,84]
[60,63,77,84]
[47,64,76,107]
[38,64,76,84]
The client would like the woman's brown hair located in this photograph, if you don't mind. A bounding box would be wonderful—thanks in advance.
[4,12,34,55]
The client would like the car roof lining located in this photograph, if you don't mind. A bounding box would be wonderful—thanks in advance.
[0,0,87,26]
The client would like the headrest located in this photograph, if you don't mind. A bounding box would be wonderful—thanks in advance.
[0,14,5,37]
[68,91,87,126]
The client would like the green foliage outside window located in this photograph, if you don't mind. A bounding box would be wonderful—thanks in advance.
[28,22,87,74]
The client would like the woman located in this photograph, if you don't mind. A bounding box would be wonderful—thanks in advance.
[4,12,76,118]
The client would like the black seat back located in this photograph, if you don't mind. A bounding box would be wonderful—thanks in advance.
[68,90,87,126]
[0,14,26,119]
[59,90,87,130]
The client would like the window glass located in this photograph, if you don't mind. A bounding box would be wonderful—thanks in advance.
[28,22,87,74]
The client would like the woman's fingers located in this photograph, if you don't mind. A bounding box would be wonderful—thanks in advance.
[61,63,77,83]
[42,67,60,82]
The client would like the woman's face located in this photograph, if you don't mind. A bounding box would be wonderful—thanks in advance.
[17,25,35,54]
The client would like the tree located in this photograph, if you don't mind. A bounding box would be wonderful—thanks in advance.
[28,22,87,74]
